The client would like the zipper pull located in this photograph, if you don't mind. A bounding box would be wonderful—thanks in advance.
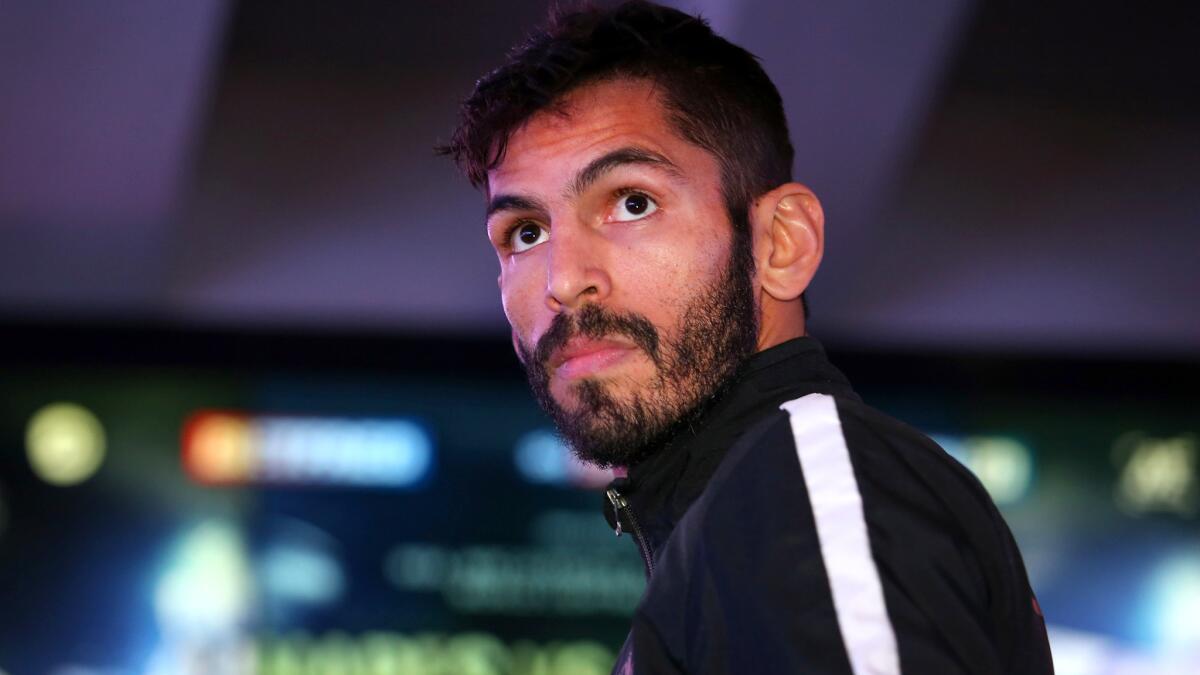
[606,487,626,537]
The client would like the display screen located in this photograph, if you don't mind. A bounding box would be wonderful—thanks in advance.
[0,324,1196,674]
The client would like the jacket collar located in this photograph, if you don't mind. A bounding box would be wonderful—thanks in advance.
[602,336,859,555]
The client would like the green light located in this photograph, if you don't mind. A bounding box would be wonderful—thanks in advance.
[1114,432,1199,517]
[154,520,254,636]
[255,631,615,675]
[968,436,1034,505]
[25,402,106,486]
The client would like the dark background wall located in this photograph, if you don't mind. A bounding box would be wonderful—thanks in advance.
[2,0,1196,355]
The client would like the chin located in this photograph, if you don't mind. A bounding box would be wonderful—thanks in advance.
[553,378,604,409]
[555,379,634,417]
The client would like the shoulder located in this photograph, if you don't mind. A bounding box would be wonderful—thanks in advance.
[690,392,1003,544]
[668,393,1014,625]
[653,393,1049,672]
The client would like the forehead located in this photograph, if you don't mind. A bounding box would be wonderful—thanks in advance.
[487,79,713,192]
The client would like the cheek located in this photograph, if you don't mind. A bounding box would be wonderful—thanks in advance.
[616,223,730,311]
[499,266,545,345]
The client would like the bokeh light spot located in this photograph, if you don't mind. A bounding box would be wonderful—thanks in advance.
[261,545,344,605]
[1141,552,1200,650]
[185,412,254,484]
[1114,432,1198,517]
[25,402,106,486]
[154,520,254,638]
[933,433,1034,505]
[968,436,1034,505]
[514,429,611,489]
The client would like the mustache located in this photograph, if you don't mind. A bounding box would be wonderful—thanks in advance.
[525,304,661,369]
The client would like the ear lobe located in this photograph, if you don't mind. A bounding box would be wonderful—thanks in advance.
[752,183,824,302]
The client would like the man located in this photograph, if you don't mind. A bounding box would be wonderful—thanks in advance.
[441,2,1054,673]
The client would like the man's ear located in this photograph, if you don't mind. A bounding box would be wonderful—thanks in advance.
[750,183,825,301]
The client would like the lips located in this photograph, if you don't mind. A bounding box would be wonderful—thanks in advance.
[550,338,638,380]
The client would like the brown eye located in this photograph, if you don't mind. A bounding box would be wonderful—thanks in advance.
[612,192,658,222]
[509,221,548,252]
[519,224,540,244]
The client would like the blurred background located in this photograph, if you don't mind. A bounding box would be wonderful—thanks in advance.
[0,0,1197,673]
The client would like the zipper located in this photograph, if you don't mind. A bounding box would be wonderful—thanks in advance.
[606,486,655,577]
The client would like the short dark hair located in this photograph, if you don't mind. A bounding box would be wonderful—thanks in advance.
[439,0,794,224]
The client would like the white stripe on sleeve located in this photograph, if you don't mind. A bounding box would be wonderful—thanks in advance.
[780,393,901,675]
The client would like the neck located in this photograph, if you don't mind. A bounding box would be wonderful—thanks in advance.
[756,294,806,351]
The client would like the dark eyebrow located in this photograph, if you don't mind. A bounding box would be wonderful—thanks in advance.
[485,146,680,222]
[569,146,682,198]
[486,194,548,220]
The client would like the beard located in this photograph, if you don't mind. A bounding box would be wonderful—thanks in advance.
[516,229,759,468]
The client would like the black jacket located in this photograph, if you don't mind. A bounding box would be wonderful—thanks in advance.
[603,337,1054,674]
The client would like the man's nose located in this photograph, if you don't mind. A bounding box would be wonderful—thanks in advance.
[544,226,610,312]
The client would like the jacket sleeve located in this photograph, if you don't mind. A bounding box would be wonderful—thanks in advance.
[629,400,1053,674]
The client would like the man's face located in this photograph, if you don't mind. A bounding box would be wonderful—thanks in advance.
[485,79,757,467]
